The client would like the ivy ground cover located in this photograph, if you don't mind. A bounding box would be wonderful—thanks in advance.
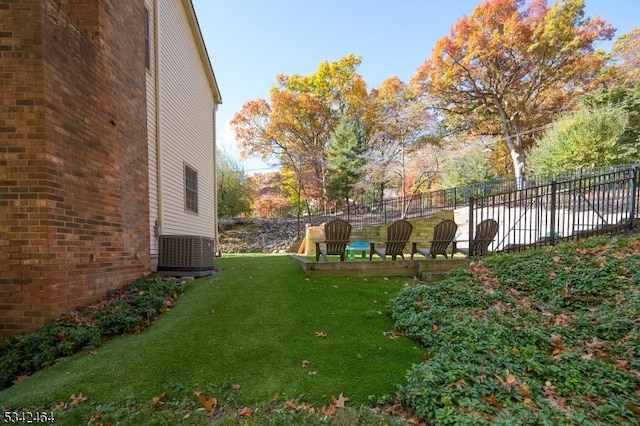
[390,234,640,425]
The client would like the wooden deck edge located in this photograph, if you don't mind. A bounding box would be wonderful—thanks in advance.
[290,255,468,279]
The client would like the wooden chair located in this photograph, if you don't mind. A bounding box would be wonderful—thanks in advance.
[454,219,499,258]
[369,219,413,261]
[315,219,352,262]
[411,219,458,259]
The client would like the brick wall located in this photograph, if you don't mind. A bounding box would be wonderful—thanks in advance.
[0,0,150,338]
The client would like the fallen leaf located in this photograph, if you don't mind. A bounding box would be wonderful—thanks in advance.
[383,329,405,340]
[86,350,98,356]
[233,383,241,390]
[301,359,310,368]
[315,331,327,338]
[88,412,102,425]
[285,400,297,409]
[450,379,467,390]
[627,403,640,415]
[69,393,88,408]
[586,336,606,349]
[238,406,253,418]
[308,371,317,377]
[13,374,29,385]
[319,404,336,417]
[516,382,531,398]
[495,373,518,391]
[196,391,217,415]
[151,391,166,406]
[333,393,349,408]
[614,359,629,370]
[53,401,68,412]
[482,394,506,409]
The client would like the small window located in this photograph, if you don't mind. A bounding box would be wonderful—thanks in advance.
[185,164,198,213]
[144,8,150,70]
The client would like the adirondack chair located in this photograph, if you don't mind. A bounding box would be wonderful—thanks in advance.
[410,219,458,259]
[369,219,413,261]
[454,219,499,258]
[315,219,352,262]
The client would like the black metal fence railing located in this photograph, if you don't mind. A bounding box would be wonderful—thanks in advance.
[233,163,640,240]
[469,167,639,253]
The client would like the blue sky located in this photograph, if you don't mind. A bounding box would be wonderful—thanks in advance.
[192,0,639,173]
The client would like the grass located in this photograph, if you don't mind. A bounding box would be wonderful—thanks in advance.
[0,255,425,424]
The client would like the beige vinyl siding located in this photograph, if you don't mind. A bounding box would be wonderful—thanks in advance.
[157,0,216,238]
[146,0,159,260]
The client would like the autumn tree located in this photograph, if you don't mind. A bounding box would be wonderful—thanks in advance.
[231,54,367,212]
[363,77,437,203]
[249,172,290,217]
[412,0,614,186]
[609,27,640,87]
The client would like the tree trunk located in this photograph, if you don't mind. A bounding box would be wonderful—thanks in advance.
[493,94,526,188]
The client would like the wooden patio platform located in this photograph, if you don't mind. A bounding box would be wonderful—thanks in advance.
[291,255,469,282]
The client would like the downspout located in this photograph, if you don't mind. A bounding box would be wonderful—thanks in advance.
[154,0,163,241]
[213,104,221,256]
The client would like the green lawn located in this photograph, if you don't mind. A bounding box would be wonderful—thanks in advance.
[0,255,424,423]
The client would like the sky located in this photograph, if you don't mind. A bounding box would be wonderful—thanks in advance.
[191,0,640,174]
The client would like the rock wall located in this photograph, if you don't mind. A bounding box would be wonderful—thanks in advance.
[218,218,304,254]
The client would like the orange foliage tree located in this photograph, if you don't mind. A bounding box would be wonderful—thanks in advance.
[363,77,437,203]
[231,55,367,213]
[610,27,640,87]
[412,0,614,185]
[249,172,290,217]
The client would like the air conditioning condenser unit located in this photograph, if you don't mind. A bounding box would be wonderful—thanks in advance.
[157,235,215,277]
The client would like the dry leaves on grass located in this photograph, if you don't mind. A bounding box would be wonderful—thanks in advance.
[383,329,405,340]
[12,374,29,385]
[332,393,349,408]
[151,391,167,407]
[238,406,253,418]
[194,390,218,416]
[282,394,350,419]
[54,393,89,411]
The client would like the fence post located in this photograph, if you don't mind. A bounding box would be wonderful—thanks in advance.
[549,180,557,244]
[630,167,638,230]
[468,197,475,256]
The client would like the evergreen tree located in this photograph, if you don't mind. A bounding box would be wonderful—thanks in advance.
[326,117,364,206]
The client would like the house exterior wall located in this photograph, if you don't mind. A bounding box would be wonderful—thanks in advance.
[155,0,218,240]
[146,0,160,265]
[0,0,220,339]
[0,0,150,338]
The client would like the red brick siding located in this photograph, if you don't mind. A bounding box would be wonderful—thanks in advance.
[0,0,150,338]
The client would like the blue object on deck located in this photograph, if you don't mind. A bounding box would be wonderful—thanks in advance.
[346,241,369,259]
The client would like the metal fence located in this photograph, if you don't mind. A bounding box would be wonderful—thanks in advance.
[238,163,640,240]
[469,167,640,253]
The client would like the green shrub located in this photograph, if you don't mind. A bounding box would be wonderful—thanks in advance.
[0,275,183,390]
[390,235,640,424]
